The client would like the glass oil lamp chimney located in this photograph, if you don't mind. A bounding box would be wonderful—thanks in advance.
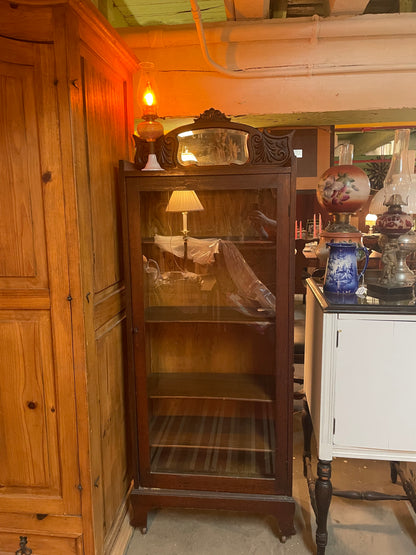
[136,62,164,171]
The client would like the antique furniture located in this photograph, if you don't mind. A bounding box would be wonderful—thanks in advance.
[120,110,297,540]
[303,278,416,554]
[0,2,137,553]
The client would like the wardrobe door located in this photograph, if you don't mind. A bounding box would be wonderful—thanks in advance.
[0,36,80,514]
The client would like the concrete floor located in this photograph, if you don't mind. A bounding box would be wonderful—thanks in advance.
[124,356,416,555]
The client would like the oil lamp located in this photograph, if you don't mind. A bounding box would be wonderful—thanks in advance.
[136,62,164,171]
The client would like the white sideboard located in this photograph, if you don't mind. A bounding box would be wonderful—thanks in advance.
[303,278,416,554]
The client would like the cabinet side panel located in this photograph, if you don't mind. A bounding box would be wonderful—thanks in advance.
[96,319,129,538]
[74,40,135,553]
[82,50,130,293]
[304,285,324,447]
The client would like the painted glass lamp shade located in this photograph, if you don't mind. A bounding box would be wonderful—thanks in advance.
[316,144,370,230]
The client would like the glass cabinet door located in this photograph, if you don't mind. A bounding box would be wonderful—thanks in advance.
[136,185,280,480]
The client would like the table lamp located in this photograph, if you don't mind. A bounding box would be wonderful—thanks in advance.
[365,213,377,234]
[136,62,164,171]
[166,190,204,266]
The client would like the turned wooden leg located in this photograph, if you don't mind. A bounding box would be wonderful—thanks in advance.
[315,459,332,555]
[302,399,313,477]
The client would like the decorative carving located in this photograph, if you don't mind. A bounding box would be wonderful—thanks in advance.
[193,108,232,124]
[249,130,292,166]
[158,133,178,169]
[15,536,32,555]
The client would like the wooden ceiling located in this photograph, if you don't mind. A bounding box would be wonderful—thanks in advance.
[108,0,412,28]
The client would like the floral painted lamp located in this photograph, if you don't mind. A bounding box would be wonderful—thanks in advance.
[315,143,371,263]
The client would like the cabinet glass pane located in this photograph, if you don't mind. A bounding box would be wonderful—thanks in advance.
[140,187,278,478]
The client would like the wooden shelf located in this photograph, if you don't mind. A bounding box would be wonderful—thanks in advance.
[149,414,275,452]
[148,373,274,402]
[142,237,275,246]
[150,445,275,478]
[145,305,275,323]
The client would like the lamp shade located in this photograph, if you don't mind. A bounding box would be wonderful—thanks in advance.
[365,213,377,227]
[166,190,204,213]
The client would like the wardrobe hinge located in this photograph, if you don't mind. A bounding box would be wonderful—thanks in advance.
[333,418,336,435]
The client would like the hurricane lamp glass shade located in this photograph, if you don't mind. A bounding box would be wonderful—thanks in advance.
[383,128,412,208]
[138,62,159,120]
[166,190,204,236]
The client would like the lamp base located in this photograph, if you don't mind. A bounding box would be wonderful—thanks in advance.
[142,153,164,171]
[366,279,415,299]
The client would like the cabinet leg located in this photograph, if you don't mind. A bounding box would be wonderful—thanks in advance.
[315,459,332,555]
[277,503,296,542]
[302,399,313,477]
[130,501,149,534]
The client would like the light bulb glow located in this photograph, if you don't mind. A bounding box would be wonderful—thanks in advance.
[143,84,155,107]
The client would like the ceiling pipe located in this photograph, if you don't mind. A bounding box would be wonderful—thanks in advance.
[189,0,416,78]
[190,0,308,78]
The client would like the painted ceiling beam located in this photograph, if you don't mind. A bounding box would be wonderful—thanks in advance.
[328,0,370,15]
[224,0,270,20]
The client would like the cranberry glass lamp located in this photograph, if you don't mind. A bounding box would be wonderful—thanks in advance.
[367,129,416,297]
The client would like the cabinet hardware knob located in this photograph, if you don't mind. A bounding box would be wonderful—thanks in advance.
[15,536,32,555]
[27,401,37,410]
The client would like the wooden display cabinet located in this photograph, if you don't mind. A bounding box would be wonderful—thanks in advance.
[120,110,297,541]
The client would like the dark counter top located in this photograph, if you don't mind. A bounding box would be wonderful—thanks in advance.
[306,278,416,314]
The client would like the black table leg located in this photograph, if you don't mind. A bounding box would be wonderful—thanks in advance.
[302,399,313,478]
[316,459,332,555]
